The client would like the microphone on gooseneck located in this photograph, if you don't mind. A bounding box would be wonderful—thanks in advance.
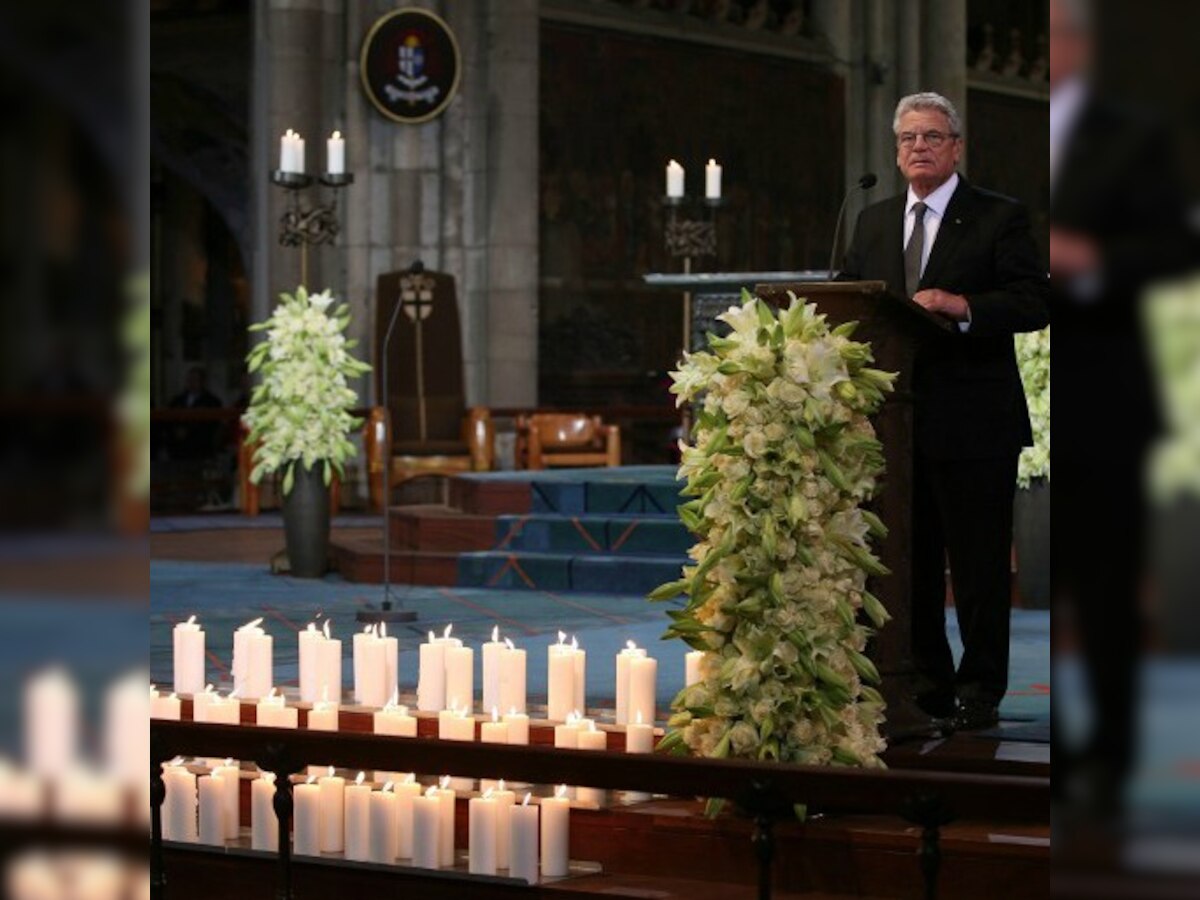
[826,173,878,280]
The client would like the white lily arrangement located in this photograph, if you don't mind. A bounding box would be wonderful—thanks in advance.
[1015,327,1050,488]
[651,291,896,783]
[1144,277,1200,501]
[242,286,371,494]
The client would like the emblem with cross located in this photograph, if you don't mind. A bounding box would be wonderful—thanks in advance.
[399,271,437,442]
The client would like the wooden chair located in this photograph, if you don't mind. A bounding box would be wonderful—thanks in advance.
[516,412,621,470]
[361,264,495,511]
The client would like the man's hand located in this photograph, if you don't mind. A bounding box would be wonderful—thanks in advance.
[1049,227,1101,277]
[912,288,970,321]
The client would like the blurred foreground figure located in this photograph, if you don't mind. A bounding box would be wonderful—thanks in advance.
[1049,0,1198,823]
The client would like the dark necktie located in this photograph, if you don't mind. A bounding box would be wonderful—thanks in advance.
[904,201,928,298]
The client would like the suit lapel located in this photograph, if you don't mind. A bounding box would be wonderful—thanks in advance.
[920,177,972,290]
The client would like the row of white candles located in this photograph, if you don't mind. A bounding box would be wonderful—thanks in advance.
[161,762,570,883]
[174,616,707,722]
[666,158,722,200]
[278,129,346,175]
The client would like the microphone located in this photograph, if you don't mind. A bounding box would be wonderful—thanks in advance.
[827,173,878,279]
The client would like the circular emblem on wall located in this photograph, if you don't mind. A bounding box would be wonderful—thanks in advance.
[359,8,461,125]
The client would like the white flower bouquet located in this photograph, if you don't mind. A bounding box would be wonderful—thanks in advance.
[1144,277,1200,500]
[242,286,371,494]
[651,291,896,782]
[1015,327,1050,488]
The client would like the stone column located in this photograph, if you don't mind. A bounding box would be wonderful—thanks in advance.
[921,0,968,154]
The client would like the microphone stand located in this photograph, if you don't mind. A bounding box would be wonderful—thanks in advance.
[827,174,877,279]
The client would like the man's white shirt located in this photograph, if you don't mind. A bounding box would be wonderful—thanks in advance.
[905,173,971,330]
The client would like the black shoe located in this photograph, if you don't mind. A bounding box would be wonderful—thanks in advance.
[951,701,999,732]
[915,692,956,720]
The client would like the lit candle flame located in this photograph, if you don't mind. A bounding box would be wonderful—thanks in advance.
[355,771,365,786]
[492,625,500,643]
[327,766,335,778]
[483,787,494,800]
[426,785,438,798]
[186,615,196,626]
[403,773,416,785]
[322,619,331,640]
[388,687,399,709]
[427,630,435,643]
[557,630,566,645]
[225,758,234,768]
[626,639,636,651]
[307,622,316,632]
[332,129,341,140]
[504,638,515,651]
[499,778,507,792]
[383,780,394,793]
[228,688,240,701]
[522,792,531,807]
[243,617,264,630]
[570,635,578,651]
[443,624,453,640]
[169,756,184,767]
[439,775,451,789]
[380,622,388,639]
[263,772,275,783]
[169,693,177,700]
[555,784,568,799]
[149,684,156,694]
[204,684,215,694]
[307,775,317,785]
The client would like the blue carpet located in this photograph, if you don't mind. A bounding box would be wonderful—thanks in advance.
[152,513,382,533]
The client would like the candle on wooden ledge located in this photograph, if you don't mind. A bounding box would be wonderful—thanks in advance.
[547,632,585,722]
[256,688,297,728]
[293,775,321,856]
[482,626,504,715]
[510,792,539,884]
[318,766,345,853]
[412,785,441,869]
[576,722,608,806]
[162,759,197,843]
[500,637,527,714]
[232,617,273,700]
[150,686,181,721]
[705,158,723,200]
[173,615,205,696]
[666,159,685,198]
[369,780,397,864]
[107,672,149,789]
[379,622,399,704]
[445,642,474,715]
[0,759,44,819]
[191,684,217,722]
[204,689,241,726]
[308,692,339,731]
[685,649,705,687]
[437,776,456,867]
[418,624,460,712]
[326,130,345,175]
[354,624,388,708]
[468,787,498,875]
[503,708,530,746]
[479,707,510,793]
[439,705,475,792]
[615,640,647,725]
[493,779,516,869]
[553,711,582,749]
[197,772,226,846]
[251,772,278,851]
[26,667,78,777]
[315,619,342,704]
[624,709,654,802]
[53,765,126,824]
[628,651,657,727]
[540,784,571,878]
[344,771,371,861]
[213,758,240,839]
[394,773,421,859]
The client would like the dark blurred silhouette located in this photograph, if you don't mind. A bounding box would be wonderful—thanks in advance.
[166,366,222,460]
[1049,0,1199,822]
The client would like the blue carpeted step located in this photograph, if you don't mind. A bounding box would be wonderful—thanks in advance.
[456,550,687,594]
[493,514,692,556]
[527,477,685,515]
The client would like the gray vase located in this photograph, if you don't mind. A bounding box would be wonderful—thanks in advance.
[282,461,330,578]
[1013,479,1050,609]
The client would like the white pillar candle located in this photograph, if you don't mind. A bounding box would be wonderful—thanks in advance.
[357,625,390,708]
[380,623,399,704]
[162,762,197,843]
[553,714,580,750]
[191,684,216,722]
[510,794,539,885]
[468,789,498,875]
[436,777,456,866]
[232,618,273,700]
[374,696,417,737]
[315,627,342,704]
[666,159,685,198]
[251,773,278,851]
[540,785,571,878]
[327,130,345,175]
[344,772,371,861]
[298,622,321,703]
[173,616,206,696]
[479,708,510,794]
[279,129,294,172]
[493,781,515,869]
[150,688,181,721]
[438,707,476,793]
[500,638,527,714]
[481,626,505,715]
[576,723,608,808]
[615,641,647,725]
[445,645,475,715]
[503,710,530,746]
[395,775,421,858]
[572,637,586,715]
[412,786,441,869]
[25,667,78,777]
[0,760,44,818]
[318,767,345,853]
[352,626,373,706]
[418,626,460,712]
[547,633,575,722]
[205,691,241,726]
[256,689,298,728]
[54,765,126,824]
[307,700,339,732]
[293,776,321,856]
[198,774,227,846]
[213,759,241,838]
[685,650,704,687]
[624,711,655,802]
[705,158,722,200]
[369,782,398,864]
[628,655,658,727]
[108,672,150,789]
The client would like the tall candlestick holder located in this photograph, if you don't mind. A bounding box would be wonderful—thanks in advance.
[270,170,354,286]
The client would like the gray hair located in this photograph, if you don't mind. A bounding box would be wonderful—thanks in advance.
[892,92,962,136]
[1055,0,1093,33]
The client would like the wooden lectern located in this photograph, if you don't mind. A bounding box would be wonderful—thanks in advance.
[756,280,952,741]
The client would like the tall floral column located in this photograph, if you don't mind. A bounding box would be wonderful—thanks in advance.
[652,291,896,777]
[1014,327,1050,608]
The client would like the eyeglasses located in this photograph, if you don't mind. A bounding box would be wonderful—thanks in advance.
[897,130,959,149]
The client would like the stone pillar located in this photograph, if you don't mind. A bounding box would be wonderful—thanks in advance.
[921,0,967,154]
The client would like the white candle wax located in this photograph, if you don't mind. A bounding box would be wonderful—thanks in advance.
[481,627,505,715]
[395,777,421,858]
[573,643,586,715]
[213,760,240,838]
[256,691,297,728]
[368,785,397,864]
[468,792,497,875]
[503,711,530,746]
[318,769,345,853]
[615,641,647,725]
[500,640,527,714]
[685,650,704,687]
[493,784,515,869]
[547,639,575,722]
[412,788,441,869]
[666,159,685,198]
[54,766,125,824]
[417,632,450,712]
[576,726,608,806]
[510,798,539,884]
[438,709,475,793]
[352,628,370,704]
[190,685,216,722]
[25,668,78,777]
[480,717,509,746]
[107,672,149,789]
[173,616,206,696]
[705,158,722,200]
[205,693,241,726]
[150,689,182,721]
[373,702,417,737]
[553,719,579,749]
[357,629,389,708]
[232,619,273,700]
[624,712,655,802]
[163,764,197,843]
[307,702,339,732]
[344,773,371,861]
[0,760,44,818]
[298,623,321,703]
[540,787,571,878]
[445,645,474,714]
[437,782,456,866]
[251,773,278,851]
[327,130,345,175]
[279,130,292,172]
[315,635,342,704]
[293,778,321,856]
[198,774,226,846]
[628,655,657,727]
[380,627,399,704]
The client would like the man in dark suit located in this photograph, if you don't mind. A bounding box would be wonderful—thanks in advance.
[842,92,1050,731]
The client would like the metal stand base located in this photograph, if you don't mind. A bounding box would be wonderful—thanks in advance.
[355,606,419,624]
